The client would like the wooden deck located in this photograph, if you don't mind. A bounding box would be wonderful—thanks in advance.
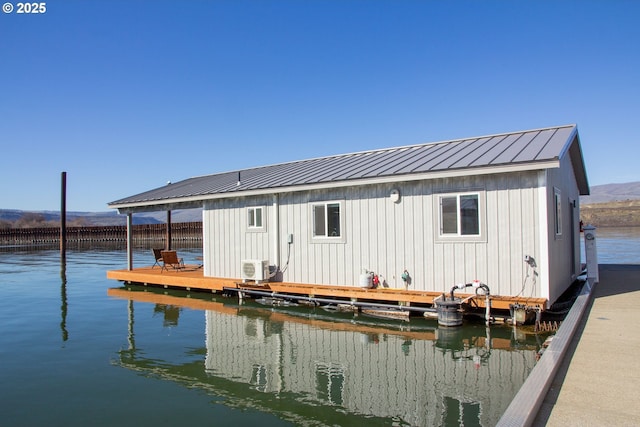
[107,266,547,311]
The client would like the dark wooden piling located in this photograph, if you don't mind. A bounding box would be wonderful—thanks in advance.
[60,172,67,261]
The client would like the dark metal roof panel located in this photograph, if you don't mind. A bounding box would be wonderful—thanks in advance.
[432,138,482,170]
[410,141,463,172]
[388,144,445,174]
[109,125,582,206]
[536,125,575,160]
[513,129,558,163]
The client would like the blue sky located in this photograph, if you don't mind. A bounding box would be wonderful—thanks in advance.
[1,0,638,212]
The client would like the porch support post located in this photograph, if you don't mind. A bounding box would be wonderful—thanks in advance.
[166,210,172,250]
[127,213,133,270]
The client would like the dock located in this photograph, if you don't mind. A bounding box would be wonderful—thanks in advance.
[535,264,640,426]
[498,264,640,426]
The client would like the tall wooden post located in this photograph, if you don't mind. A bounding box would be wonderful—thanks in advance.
[60,172,67,261]
[127,213,133,270]
[166,210,172,250]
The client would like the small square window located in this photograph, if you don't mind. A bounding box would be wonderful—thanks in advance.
[311,201,342,238]
[439,193,479,236]
[247,207,265,230]
[435,190,485,243]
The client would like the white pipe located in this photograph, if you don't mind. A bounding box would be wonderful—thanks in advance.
[485,295,491,326]
[273,194,280,268]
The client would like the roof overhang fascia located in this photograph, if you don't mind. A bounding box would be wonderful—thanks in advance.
[110,160,561,213]
[565,133,590,195]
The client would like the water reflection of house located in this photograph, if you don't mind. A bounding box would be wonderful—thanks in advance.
[116,286,537,425]
[109,125,589,310]
[203,309,535,426]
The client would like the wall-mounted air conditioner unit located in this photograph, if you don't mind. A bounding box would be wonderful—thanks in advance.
[241,259,270,283]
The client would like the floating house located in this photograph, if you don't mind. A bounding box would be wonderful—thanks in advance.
[108,124,589,309]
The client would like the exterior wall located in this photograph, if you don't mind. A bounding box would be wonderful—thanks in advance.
[203,195,274,277]
[543,151,582,305]
[204,170,547,299]
[204,310,536,426]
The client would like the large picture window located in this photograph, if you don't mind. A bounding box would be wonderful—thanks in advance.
[312,202,342,238]
[436,191,484,241]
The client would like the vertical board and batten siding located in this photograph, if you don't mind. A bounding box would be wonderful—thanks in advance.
[205,310,535,426]
[203,196,274,278]
[544,147,582,305]
[203,170,544,299]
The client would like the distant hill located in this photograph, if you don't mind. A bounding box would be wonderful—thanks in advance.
[580,200,640,227]
[580,181,640,227]
[581,181,640,204]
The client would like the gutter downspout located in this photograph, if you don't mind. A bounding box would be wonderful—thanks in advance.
[538,170,550,308]
[273,194,280,268]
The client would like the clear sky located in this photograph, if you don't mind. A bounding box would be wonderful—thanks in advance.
[1,0,638,212]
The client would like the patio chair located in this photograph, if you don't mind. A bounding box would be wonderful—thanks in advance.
[152,248,163,268]
[160,250,185,272]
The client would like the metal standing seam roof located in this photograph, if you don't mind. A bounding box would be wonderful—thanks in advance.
[109,124,588,209]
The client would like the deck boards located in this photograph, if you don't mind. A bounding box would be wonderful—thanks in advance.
[107,266,547,311]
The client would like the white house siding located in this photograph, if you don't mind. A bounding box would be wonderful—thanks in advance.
[203,170,547,299]
[204,310,536,426]
[544,152,582,305]
[203,196,274,278]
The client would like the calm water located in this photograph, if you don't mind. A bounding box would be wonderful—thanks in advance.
[0,229,634,426]
[582,226,640,264]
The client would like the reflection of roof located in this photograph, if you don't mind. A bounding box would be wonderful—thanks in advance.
[109,124,587,211]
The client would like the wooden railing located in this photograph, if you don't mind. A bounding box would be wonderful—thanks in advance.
[0,222,202,245]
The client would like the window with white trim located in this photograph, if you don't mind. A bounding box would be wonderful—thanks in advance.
[312,201,342,238]
[436,191,485,241]
[247,206,265,231]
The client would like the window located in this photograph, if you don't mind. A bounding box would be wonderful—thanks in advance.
[247,207,265,231]
[439,193,480,236]
[315,363,345,405]
[554,188,562,236]
[312,202,341,238]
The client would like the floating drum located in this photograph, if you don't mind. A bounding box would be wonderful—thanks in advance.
[437,298,463,327]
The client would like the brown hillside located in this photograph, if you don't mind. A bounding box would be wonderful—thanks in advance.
[581,200,640,227]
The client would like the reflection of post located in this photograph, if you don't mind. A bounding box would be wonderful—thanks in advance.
[60,260,68,342]
[127,300,135,351]
[60,171,67,263]
[583,224,599,283]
